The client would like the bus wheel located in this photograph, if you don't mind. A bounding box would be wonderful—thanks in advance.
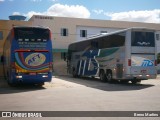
[131,80,141,84]
[36,83,44,87]
[72,69,77,78]
[106,71,113,83]
[100,70,107,82]
[120,80,129,84]
[6,71,11,85]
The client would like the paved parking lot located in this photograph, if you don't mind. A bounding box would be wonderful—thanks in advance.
[0,75,160,120]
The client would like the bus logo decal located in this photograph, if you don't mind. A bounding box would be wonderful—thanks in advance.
[132,56,154,67]
[25,53,46,66]
[141,60,154,67]
[77,49,100,76]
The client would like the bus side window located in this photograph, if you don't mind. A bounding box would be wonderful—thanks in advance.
[91,41,98,49]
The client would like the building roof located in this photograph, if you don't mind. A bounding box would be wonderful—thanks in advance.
[29,15,160,31]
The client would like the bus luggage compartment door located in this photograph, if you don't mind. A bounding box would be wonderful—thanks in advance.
[116,64,123,78]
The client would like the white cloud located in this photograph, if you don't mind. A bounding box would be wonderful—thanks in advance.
[105,9,160,23]
[0,0,5,2]
[23,3,90,19]
[25,11,43,18]
[12,12,21,15]
[46,4,90,18]
[92,9,104,15]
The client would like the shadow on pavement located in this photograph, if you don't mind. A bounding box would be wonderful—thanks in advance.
[0,79,46,94]
[56,75,155,91]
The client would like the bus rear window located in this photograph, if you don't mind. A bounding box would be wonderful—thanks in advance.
[14,28,50,41]
[131,31,155,47]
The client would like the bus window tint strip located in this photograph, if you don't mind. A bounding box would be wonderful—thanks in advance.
[69,32,125,53]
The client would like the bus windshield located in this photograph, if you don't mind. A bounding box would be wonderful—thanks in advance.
[131,31,155,47]
[14,27,50,42]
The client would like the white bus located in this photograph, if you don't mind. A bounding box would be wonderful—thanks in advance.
[67,28,157,84]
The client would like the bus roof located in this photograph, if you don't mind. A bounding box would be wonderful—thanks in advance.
[69,27,156,45]
[13,26,50,30]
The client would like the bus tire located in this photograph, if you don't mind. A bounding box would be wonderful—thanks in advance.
[131,80,141,84]
[100,70,107,82]
[36,83,44,86]
[106,70,113,83]
[120,80,129,84]
[72,68,77,78]
[6,71,10,85]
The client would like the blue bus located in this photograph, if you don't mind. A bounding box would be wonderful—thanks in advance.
[2,26,53,85]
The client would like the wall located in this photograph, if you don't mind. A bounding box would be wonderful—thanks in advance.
[53,52,67,76]
[30,16,76,49]
[76,26,121,41]
[30,15,160,49]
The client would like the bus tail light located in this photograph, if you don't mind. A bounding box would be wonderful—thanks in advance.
[15,50,49,52]
[146,75,150,77]
[154,60,157,66]
[11,62,15,68]
[49,62,53,72]
[34,50,49,52]
[11,62,16,72]
[128,59,131,66]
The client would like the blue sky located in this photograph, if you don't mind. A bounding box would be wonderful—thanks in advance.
[0,0,160,23]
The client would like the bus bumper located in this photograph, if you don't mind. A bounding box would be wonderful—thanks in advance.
[125,74,157,80]
[12,73,52,84]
